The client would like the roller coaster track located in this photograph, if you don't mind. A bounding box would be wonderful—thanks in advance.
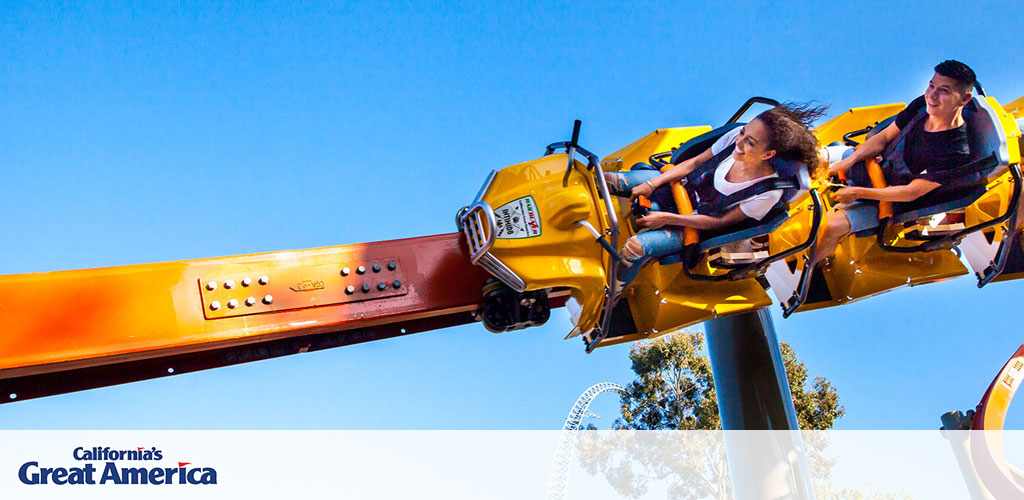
[545,382,626,500]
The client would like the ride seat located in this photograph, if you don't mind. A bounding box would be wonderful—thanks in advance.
[889,96,1010,222]
[656,145,813,266]
[691,160,811,259]
[845,96,1009,239]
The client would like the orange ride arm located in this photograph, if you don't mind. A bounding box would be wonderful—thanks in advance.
[0,233,560,403]
[660,165,699,245]
[865,158,893,219]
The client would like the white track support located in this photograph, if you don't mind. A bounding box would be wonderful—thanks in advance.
[545,382,626,500]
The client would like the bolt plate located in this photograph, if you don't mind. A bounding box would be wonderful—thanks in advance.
[199,258,407,319]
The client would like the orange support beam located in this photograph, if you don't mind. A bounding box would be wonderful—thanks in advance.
[0,233,536,403]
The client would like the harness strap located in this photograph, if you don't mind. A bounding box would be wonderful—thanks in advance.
[915,152,998,187]
[685,143,736,187]
[697,177,799,216]
[685,143,801,217]
[881,107,991,188]
[879,108,928,186]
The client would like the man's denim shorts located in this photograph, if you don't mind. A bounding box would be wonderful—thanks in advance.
[839,201,881,234]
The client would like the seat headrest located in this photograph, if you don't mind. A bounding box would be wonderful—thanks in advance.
[770,158,812,203]
[963,96,1010,177]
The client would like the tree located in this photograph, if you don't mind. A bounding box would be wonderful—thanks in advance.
[614,329,844,432]
[577,329,848,499]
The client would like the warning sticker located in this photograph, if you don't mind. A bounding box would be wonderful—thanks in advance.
[494,196,542,239]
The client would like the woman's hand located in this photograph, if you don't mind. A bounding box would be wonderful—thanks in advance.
[833,187,862,204]
[636,211,677,230]
[630,180,655,199]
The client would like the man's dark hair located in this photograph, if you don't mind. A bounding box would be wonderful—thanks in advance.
[934,60,976,94]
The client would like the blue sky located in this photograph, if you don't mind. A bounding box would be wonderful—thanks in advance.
[1,1,1022,430]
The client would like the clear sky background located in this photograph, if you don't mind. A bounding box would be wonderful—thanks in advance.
[1,1,1022,430]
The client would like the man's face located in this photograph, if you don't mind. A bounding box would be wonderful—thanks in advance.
[924,73,971,118]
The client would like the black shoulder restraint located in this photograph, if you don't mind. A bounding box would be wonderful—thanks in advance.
[880,108,996,190]
[684,143,798,217]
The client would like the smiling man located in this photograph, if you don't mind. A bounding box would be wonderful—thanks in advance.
[811,59,977,266]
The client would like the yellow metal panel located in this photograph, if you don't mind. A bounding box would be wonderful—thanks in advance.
[601,262,772,347]
[479,153,611,335]
[1004,95,1024,120]
[602,126,713,173]
[813,103,906,145]
[796,193,968,313]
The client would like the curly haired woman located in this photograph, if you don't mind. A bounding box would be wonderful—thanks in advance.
[604,102,828,292]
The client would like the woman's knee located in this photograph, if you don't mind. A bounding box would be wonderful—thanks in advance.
[603,172,627,193]
[622,236,646,261]
[622,230,686,263]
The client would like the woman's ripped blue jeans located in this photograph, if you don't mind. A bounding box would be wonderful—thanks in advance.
[617,228,687,288]
[605,165,688,291]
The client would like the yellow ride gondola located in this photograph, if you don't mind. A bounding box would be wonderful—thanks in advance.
[459,98,823,350]
[459,91,1024,351]
[785,89,1024,315]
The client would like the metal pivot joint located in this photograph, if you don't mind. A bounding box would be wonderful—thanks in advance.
[478,279,551,333]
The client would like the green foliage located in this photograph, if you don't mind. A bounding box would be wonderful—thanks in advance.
[576,329,878,499]
[614,330,844,431]
[616,330,719,430]
[781,342,845,430]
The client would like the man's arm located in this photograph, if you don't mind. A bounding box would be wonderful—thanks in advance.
[836,178,941,203]
[829,121,902,174]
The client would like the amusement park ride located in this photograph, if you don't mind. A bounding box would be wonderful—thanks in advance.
[2,90,1024,497]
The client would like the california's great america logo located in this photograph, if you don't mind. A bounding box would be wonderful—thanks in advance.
[17,446,217,485]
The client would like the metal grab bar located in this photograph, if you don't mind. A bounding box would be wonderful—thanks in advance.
[978,164,1022,287]
[726,96,781,124]
[876,162,1021,255]
[781,193,826,318]
[460,202,498,265]
[575,220,625,264]
[648,151,673,169]
[842,125,874,147]
[561,120,582,188]
[459,201,528,292]
[542,120,623,353]
[585,135,622,353]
